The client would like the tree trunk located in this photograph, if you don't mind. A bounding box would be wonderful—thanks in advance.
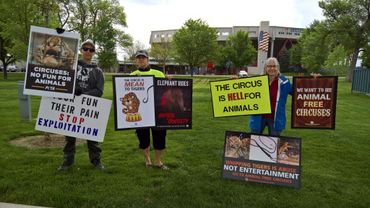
[190,65,194,77]
[346,48,360,82]
[3,64,8,80]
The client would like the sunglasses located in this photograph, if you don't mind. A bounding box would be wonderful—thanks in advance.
[82,47,95,53]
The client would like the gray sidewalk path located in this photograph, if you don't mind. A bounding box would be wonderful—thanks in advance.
[0,203,48,208]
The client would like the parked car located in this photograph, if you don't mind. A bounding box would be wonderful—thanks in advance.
[238,70,248,78]
[7,65,19,72]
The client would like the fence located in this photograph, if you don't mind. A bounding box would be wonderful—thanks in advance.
[352,68,370,94]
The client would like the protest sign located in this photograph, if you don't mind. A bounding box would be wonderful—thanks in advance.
[154,78,192,129]
[113,76,156,130]
[24,26,79,99]
[35,95,112,142]
[222,131,301,188]
[210,76,271,117]
[291,76,338,129]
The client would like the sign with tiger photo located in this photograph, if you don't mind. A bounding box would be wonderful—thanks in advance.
[113,76,193,130]
[222,131,301,188]
[113,76,156,130]
[24,26,79,99]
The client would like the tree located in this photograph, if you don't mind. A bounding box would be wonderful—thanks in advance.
[299,21,332,73]
[0,0,57,79]
[172,19,218,76]
[213,46,230,74]
[62,0,132,72]
[360,43,370,68]
[123,40,146,61]
[324,44,350,75]
[150,38,173,74]
[289,43,302,66]
[223,30,256,72]
[319,0,370,81]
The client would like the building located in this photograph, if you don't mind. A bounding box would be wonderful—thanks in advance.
[118,21,304,74]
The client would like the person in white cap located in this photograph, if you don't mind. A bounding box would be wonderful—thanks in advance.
[58,39,105,171]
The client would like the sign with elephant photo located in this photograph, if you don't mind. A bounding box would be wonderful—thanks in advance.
[24,26,80,99]
[113,76,192,130]
[222,131,301,188]
[291,76,338,129]
[154,78,192,129]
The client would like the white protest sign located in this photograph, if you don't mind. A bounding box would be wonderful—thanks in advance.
[35,95,112,142]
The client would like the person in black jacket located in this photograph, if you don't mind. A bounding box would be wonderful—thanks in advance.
[58,39,105,171]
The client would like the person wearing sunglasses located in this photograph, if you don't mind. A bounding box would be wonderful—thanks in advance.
[58,39,105,171]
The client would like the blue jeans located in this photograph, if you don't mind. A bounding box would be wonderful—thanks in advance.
[251,118,281,136]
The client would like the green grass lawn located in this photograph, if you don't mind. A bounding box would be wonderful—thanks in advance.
[0,73,369,208]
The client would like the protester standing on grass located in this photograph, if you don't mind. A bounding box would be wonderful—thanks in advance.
[249,57,292,136]
[130,50,169,170]
[249,57,320,136]
[58,39,105,171]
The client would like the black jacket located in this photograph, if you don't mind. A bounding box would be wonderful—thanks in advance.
[75,60,104,97]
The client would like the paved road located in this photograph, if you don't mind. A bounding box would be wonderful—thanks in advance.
[0,203,48,208]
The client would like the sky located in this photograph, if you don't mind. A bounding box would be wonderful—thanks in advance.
[117,0,324,60]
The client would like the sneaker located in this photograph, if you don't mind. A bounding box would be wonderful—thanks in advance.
[156,164,169,170]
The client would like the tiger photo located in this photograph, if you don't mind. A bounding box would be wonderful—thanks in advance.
[33,36,75,68]
[120,92,141,122]
[225,135,250,159]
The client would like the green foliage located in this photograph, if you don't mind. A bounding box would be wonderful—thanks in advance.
[222,30,256,71]
[299,21,331,73]
[123,40,146,61]
[0,0,58,61]
[64,0,131,71]
[150,40,173,74]
[213,46,230,74]
[0,0,132,77]
[318,0,370,81]
[172,19,218,75]
[324,45,350,75]
[1,74,370,207]
[0,0,60,79]
[289,43,302,66]
[360,44,370,68]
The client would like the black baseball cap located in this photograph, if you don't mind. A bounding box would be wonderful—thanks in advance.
[135,50,149,58]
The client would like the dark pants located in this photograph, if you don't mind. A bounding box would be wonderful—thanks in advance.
[63,136,102,166]
[136,128,166,150]
[251,118,281,136]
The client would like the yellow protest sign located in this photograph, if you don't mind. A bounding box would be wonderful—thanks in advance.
[210,75,271,117]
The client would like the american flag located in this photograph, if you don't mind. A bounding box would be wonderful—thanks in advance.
[258,31,269,52]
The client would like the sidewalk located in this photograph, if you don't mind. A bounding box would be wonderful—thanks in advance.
[0,203,48,208]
